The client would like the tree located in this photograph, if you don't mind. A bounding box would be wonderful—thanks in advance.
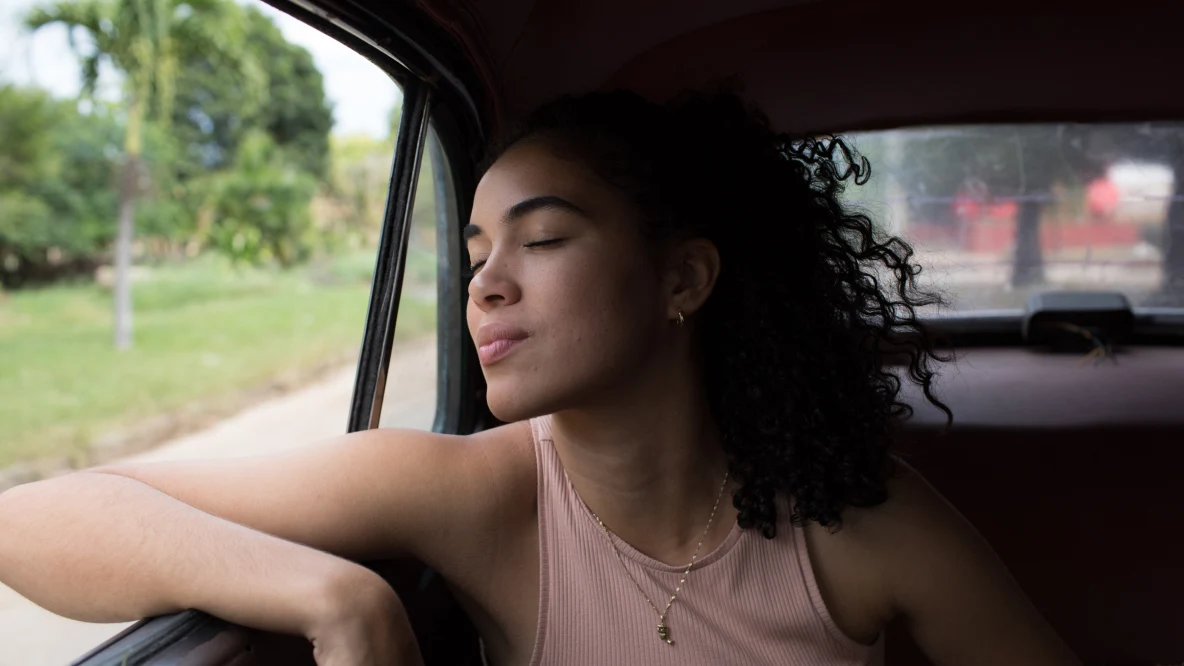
[0,85,122,287]
[0,86,65,286]
[1158,141,1184,304]
[199,131,318,266]
[322,134,394,249]
[894,125,1104,288]
[171,6,331,181]
[25,0,250,349]
[1084,123,1184,305]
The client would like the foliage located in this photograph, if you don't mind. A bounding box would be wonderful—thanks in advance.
[14,0,338,282]
[24,0,252,151]
[0,86,69,266]
[0,84,213,286]
[244,8,332,179]
[0,86,122,286]
[171,6,332,179]
[198,131,318,266]
[25,0,254,347]
[318,133,393,250]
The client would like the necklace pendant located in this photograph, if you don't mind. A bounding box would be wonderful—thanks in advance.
[657,623,673,645]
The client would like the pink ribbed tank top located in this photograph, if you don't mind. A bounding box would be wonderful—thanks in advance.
[522,415,885,666]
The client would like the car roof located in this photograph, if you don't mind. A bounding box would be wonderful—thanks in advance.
[348,0,1184,137]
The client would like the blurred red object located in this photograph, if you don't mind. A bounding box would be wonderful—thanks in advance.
[1087,176,1120,218]
[954,180,988,220]
[986,199,1018,220]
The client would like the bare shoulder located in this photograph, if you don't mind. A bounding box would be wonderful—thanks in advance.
[334,420,537,571]
[452,420,538,541]
[805,460,1079,666]
[463,420,537,499]
[829,459,966,551]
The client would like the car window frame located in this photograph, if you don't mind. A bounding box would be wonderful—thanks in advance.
[347,77,432,432]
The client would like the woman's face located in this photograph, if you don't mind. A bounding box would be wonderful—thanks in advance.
[465,138,672,422]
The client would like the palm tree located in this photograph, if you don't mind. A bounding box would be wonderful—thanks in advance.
[25,0,254,349]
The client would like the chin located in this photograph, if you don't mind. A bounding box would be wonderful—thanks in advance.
[484,379,553,423]
[484,372,584,423]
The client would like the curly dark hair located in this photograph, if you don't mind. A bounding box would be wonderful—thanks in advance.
[482,86,952,538]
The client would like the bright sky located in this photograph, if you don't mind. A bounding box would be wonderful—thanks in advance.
[0,0,400,138]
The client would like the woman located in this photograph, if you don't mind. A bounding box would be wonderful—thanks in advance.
[0,89,1079,666]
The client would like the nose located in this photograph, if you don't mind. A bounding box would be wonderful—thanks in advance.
[467,251,522,312]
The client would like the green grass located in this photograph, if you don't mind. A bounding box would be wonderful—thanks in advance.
[0,253,436,469]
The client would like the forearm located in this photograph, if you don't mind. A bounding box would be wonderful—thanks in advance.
[0,472,364,635]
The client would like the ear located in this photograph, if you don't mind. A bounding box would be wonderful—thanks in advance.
[663,237,721,321]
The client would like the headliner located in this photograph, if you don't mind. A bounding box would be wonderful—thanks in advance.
[349,0,1184,137]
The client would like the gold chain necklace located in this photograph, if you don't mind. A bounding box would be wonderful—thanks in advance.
[589,471,731,646]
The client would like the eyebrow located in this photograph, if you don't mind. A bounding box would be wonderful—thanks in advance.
[463,195,589,241]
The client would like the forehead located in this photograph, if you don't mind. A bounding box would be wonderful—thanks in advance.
[472,139,618,222]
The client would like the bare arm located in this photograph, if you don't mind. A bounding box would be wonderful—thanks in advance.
[859,465,1081,666]
[0,472,372,631]
[0,426,508,630]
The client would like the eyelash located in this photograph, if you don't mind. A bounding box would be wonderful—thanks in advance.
[465,238,565,277]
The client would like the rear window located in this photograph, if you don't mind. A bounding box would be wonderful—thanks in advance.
[846,124,1184,313]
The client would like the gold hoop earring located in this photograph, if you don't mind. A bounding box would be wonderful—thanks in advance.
[676,310,685,326]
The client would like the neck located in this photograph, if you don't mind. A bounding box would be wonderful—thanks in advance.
[549,349,738,566]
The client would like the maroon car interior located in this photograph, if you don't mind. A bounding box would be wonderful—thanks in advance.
[344,0,1184,663]
[408,0,1184,135]
[73,0,1184,664]
[382,2,1184,660]
[895,348,1184,665]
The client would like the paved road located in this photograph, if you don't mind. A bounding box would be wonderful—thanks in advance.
[0,338,437,666]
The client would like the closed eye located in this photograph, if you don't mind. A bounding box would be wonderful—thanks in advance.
[524,238,565,248]
[465,239,565,278]
[464,258,487,278]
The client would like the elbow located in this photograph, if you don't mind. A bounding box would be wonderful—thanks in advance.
[0,471,118,519]
[0,477,42,512]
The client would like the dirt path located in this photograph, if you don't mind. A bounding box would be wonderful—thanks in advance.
[0,337,437,666]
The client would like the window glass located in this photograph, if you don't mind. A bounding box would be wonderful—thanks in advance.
[846,124,1184,313]
[0,0,407,662]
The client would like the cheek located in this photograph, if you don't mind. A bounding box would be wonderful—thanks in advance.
[538,247,662,364]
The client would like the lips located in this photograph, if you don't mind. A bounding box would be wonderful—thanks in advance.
[475,323,529,366]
